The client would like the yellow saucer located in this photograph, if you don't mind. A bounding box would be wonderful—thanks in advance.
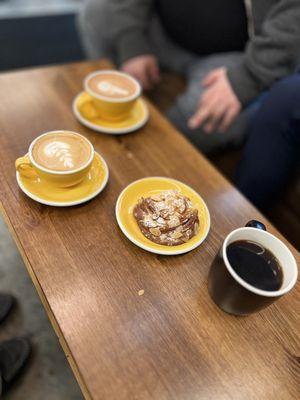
[116,177,210,255]
[73,91,149,135]
[16,152,109,207]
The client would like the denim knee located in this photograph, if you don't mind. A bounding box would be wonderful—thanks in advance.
[267,74,300,115]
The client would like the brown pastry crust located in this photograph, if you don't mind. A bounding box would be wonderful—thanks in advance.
[133,190,199,246]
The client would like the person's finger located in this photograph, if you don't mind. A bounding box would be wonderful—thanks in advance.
[120,64,129,73]
[200,87,219,107]
[188,106,212,129]
[219,106,238,133]
[139,68,152,90]
[203,104,227,134]
[202,70,220,87]
[148,60,161,84]
[123,67,143,86]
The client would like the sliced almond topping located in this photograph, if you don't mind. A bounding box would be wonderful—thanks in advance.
[172,231,183,239]
[151,194,162,202]
[149,228,161,237]
[168,216,180,228]
[134,190,199,246]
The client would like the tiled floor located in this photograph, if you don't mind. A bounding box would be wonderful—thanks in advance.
[0,216,83,399]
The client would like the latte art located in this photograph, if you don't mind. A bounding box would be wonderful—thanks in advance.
[97,81,129,97]
[32,131,92,172]
[43,141,74,169]
[87,72,138,99]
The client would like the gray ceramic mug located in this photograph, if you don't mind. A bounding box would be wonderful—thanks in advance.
[208,221,298,316]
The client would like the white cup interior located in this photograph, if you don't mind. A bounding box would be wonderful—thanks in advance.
[223,227,298,297]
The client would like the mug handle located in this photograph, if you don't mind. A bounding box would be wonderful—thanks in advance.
[245,220,267,231]
[15,155,38,179]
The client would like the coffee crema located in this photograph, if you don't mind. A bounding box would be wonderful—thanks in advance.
[32,131,92,172]
[87,73,138,99]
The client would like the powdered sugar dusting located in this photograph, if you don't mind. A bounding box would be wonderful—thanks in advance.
[134,190,199,246]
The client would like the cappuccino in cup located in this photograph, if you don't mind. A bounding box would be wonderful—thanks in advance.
[87,72,138,100]
[16,131,94,188]
[32,131,92,172]
[84,70,141,122]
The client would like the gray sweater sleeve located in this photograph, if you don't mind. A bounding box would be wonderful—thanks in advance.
[227,0,300,107]
[110,0,154,64]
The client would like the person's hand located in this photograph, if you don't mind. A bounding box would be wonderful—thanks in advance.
[188,67,241,133]
[121,55,160,90]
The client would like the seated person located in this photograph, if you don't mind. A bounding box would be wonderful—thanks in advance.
[236,73,300,209]
[79,0,300,153]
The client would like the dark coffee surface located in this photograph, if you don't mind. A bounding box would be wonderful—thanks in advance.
[227,240,283,291]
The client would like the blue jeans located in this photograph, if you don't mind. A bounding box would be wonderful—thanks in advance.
[236,74,300,209]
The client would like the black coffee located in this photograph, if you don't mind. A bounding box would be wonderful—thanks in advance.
[226,240,283,291]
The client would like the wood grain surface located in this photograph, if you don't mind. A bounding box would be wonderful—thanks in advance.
[0,60,299,400]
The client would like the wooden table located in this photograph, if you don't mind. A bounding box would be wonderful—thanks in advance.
[0,60,299,400]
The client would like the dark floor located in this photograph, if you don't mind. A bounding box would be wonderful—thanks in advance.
[0,216,83,399]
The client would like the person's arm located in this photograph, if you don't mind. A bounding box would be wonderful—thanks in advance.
[109,0,154,64]
[227,0,300,107]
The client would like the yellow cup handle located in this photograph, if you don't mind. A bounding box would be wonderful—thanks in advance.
[15,155,38,179]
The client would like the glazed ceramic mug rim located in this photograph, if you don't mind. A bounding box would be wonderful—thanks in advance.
[28,130,94,175]
[222,227,298,298]
[84,70,142,103]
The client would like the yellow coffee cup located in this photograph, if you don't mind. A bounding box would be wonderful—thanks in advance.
[84,70,142,122]
[15,131,95,188]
